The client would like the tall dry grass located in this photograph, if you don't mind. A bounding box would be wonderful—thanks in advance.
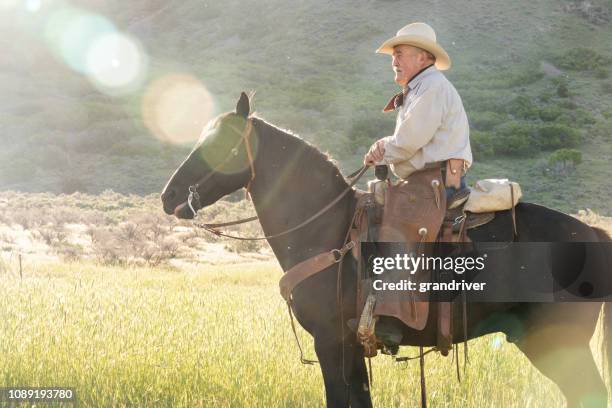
[0,260,575,407]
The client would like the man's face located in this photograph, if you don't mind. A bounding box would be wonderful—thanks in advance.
[392,45,429,87]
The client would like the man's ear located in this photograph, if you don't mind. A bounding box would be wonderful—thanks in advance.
[236,92,250,118]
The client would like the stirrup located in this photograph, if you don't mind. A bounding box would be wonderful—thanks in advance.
[447,188,470,209]
[356,294,379,357]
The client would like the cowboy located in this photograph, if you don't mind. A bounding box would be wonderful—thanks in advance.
[364,22,472,198]
[361,22,473,350]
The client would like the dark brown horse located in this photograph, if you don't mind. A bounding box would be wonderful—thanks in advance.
[161,93,612,408]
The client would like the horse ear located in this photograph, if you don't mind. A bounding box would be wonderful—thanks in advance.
[236,92,250,118]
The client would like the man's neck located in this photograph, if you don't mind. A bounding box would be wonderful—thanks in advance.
[404,63,435,91]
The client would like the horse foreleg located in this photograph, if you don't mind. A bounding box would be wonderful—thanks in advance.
[315,333,373,408]
[347,343,373,408]
[315,334,350,407]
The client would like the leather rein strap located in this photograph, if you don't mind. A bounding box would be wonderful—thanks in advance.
[194,165,369,241]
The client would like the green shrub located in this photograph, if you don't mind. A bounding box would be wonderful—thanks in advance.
[538,105,564,122]
[473,65,544,89]
[554,47,610,71]
[548,148,582,175]
[592,118,612,140]
[506,69,544,88]
[470,130,494,158]
[573,109,596,126]
[539,105,563,122]
[554,109,596,127]
[554,113,573,125]
[558,99,577,109]
[461,90,508,113]
[535,124,582,150]
[506,95,540,119]
[552,77,570,98]
[538,89,554,103]
[470,111,506,131]
[492,122,535,156]
[557,83,569,98]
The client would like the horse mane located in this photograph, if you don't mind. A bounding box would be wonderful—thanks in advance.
[250,115,350,189]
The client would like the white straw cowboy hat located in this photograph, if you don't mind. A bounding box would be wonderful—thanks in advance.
[376,22,451,70]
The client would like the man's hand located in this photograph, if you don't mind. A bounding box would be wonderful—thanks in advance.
[363,139,386,166]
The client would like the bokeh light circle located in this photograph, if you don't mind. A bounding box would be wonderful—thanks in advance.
[142,74,216,145]
[86,32,147,93]
[44,7,116,73]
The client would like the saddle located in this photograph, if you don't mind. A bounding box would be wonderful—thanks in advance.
[277,161,519,358]
[350,162,510,357]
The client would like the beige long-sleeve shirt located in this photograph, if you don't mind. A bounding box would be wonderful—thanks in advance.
[382,66,472,179]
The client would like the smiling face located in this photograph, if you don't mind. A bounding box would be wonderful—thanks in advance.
[391,44,434,87]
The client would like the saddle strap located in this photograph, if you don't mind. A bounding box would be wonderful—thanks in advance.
[279,241,355,302]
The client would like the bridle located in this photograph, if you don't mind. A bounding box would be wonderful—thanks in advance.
[182,116,370,241]
[186,118,256,216]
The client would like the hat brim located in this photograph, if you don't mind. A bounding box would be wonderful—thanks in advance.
[376,35,451,71]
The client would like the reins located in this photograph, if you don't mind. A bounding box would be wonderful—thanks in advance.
[185,116,369,241]
[192,165,370,241]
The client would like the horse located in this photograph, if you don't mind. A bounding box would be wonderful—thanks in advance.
[161,92,612,408]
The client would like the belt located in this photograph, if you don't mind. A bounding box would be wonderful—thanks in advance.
[423,161,445,169]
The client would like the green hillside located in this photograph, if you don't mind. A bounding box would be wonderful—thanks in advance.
[0,0,610,213]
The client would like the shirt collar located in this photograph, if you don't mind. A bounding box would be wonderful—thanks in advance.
[405,64,436,92]
[382,64,438,112]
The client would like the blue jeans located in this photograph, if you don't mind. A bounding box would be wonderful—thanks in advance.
[445,175,467,200]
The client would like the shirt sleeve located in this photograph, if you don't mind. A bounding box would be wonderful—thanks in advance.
[382,83,445,164]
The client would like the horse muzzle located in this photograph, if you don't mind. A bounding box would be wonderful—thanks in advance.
[173,201,196,219]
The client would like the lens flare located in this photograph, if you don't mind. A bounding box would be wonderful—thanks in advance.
[86,32,147,94]
[142,74,216,145]
[43,6,147,94]
[25,0,41,12]
[44,7,115,73]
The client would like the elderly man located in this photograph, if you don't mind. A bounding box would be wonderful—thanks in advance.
[361,22,473,351]
[364,22,472,198]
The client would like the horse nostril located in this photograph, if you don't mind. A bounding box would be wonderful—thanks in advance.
[161,189,176,202]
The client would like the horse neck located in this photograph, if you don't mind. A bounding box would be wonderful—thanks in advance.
[248,119,356,268]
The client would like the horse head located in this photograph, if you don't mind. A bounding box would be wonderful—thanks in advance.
[161,92,259,218]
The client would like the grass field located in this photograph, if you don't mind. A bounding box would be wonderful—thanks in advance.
[3,258,604,407]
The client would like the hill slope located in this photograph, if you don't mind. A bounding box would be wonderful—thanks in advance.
[0,0,610,213]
